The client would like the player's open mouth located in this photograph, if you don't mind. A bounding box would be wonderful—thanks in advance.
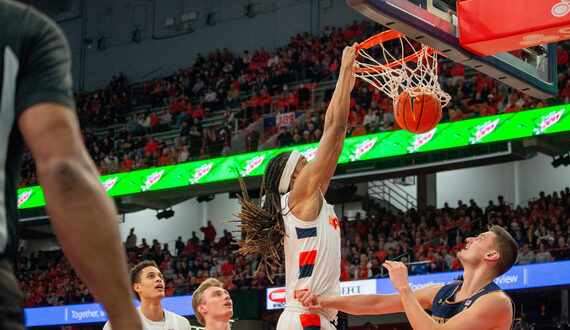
[224,302,232,307]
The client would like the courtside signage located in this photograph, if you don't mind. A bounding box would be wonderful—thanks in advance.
[17,105,570,209]
[24,296,193,327]
[265,261,570,310]
[23,261,570,325]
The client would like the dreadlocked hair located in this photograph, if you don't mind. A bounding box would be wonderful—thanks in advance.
[231,151,292,282]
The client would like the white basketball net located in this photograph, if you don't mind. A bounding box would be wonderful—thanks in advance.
[354,32,451,107]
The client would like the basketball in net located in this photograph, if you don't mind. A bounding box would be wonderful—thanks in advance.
[354,30,450,134]
[394,91,442,134]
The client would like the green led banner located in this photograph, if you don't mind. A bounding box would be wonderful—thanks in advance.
[17,105,570,209]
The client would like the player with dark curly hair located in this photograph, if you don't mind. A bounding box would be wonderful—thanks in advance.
[234,43,358,329]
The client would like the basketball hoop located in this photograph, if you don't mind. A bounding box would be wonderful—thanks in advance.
[354,30,451,107]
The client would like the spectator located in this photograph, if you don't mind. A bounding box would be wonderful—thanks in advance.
[552,237,568,261]
[558,44,569,73]
[126,228,137,252]
[429,253,446,273]
[517,244,535,265]
[356,255,371,279]
[200,221,217,244]
[504,94,522,113]
[276,126,293,147]
[534,243,553,263]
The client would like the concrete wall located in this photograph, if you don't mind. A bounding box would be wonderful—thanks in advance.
[56,0,364,90]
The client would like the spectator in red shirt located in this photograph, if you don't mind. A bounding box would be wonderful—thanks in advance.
[284,91,298,111]
[183,239,198,256]
[340,258,353,282]
[558,44,569,72]
[191,104,205,119]
[200,220,217,243]
[144,135,157,154]
[450,63,465,85]
[275,91,287,112]
[504,94,522,113]
[220,258,235,277]
[248,91,262,113]
[259,88,272,113]
[374,240,389,262]
[342,24,355,41]
[148,111,160,131]
[356,255,371,280]
[561,80,570,101]
[157,149,169,166]
[451,236,466,254]
[119,154,133,172]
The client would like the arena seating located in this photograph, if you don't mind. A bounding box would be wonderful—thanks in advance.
[17,22,570,188]
[16,188,569,307]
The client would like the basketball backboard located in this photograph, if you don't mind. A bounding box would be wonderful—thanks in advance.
[347,0,558,99]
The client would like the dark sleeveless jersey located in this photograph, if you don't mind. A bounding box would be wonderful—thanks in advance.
[431,280,512,324]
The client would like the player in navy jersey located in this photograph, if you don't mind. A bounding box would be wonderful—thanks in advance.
[298,225,518,329]
[0,1,140,328]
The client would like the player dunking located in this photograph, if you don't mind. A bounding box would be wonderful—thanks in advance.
[298,226,519,329]
[234,44,357,329]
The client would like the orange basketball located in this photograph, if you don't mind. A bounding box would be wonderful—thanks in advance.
[394,91,442,134]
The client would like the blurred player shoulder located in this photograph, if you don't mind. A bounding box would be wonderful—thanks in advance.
[1,0,75,116]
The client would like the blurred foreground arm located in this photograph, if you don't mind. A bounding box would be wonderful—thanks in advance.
[19,104,142,329]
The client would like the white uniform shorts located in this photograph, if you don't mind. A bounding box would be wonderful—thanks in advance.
[276,310,336,330]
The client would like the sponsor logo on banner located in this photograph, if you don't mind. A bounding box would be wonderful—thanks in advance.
[533,108,565,135]
[552,0,570,17]
[141,170,164,191]
[408,128,437,153]
[102,177,118,192]
[240,154,266,176]
[266,287,286,309]
[349,137,378,161]
[302,147,318,162]
[340,279,376,296]
[266,280,377,310]
[469,118,500,144]
[277,112,295,128]
[268,288,286,303]
[190,162,214,184]
[494,274,519,285]
[17,190,33,207]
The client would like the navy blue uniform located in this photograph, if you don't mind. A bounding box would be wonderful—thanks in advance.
[431,280,513,325]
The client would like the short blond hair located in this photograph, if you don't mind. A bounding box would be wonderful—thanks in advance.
[191,278,224,325]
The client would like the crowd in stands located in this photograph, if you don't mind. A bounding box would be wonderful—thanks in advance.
[16,188,569,307]
[17,20,570,188]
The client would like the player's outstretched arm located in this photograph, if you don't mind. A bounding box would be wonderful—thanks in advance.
[19,104,142,330]
[297,285,439,315]
[292,44,357,197]
[383,261,512,330]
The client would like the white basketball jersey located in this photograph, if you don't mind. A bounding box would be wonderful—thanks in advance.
[281,191,341,321]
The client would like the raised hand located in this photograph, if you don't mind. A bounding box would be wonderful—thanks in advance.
[340,43,359,90]
[382,260,411,292]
